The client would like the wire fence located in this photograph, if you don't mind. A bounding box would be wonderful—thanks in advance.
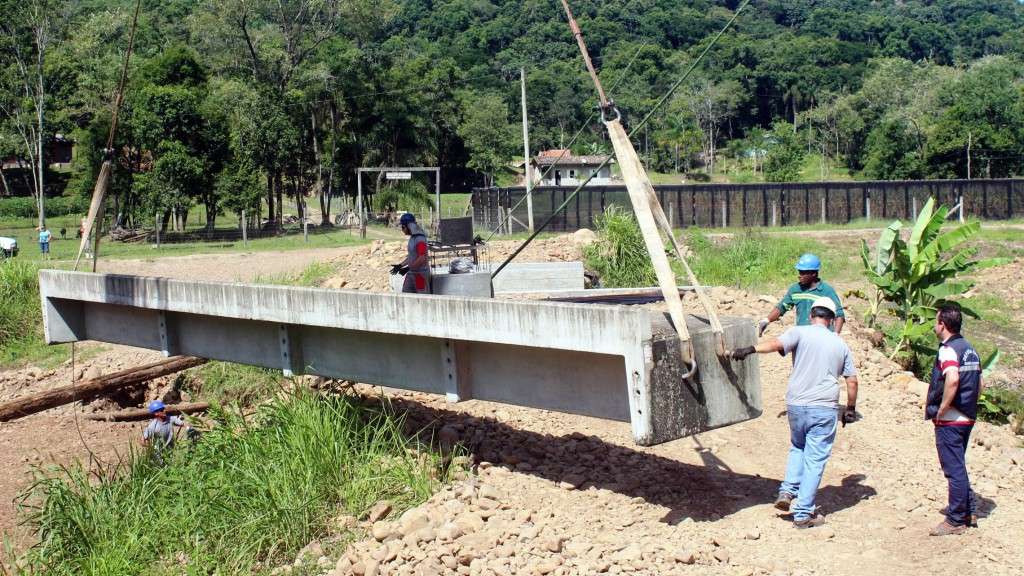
[472,179,1024,233]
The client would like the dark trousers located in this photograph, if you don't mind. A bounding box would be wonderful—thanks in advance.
[935,424,974,526]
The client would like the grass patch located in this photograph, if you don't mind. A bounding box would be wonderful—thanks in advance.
[17,391,449,575]
[583,206,656,288]
[253,261,337,287]
[0,259,63,368]
[191,362,284,406]
[685,228,838,292]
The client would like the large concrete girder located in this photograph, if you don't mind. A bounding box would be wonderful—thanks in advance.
[38,270,761,446]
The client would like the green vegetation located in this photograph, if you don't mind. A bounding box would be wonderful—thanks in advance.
[583,205,838,291]
[685,228,833,291]
[583,206,656,288]
[191,362,284,406]
[978,387,1024,432]
[0,260,63,367]
[4,0,1024,233]
[18,392,450,575]
[860,199,1009,376]
[253,261,337,287]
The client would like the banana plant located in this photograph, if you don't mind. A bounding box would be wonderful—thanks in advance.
[860,198,1009,370]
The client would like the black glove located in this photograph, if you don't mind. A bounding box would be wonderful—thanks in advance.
[730,346,756,361]
[186,427,202,440]
[390,264,410,276]
[841,406,857,427]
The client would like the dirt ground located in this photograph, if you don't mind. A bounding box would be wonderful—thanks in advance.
[2,231,1023,574]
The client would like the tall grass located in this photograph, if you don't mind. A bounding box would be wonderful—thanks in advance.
[685,228,827,290]
[582,205,830,291]
[192,361,285,406]
[252,261,336,287]
[583,206,657,288]
[18,392,446,575]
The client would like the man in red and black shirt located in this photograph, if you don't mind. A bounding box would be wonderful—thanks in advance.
[393,213,431,294]
[926,302,982,536]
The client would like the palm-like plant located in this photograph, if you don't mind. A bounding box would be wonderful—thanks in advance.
[860,198,1007,371]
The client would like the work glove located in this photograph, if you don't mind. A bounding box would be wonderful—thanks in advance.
[841,406,858,427]
[757,318,770,337]
[390,264,410,276]
[730,346,756,361]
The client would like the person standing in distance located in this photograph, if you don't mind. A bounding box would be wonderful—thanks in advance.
[928,302,982,536]
[730,297,859,528]
[38,226,51,259]
[391,213,431,294]
[141,400,193,463]
[758,253,845,336]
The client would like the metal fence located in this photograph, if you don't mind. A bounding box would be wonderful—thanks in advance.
[472,179,1024,233]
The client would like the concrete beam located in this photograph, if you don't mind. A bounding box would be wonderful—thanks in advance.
[39,270,761,446]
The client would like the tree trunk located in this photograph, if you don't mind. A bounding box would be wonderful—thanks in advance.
[275,171,284,224]
[84,402,210,422]
[266,171,275,227]
[0,356,208,422]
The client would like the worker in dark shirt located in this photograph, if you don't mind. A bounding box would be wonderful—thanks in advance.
[759,253,845,336]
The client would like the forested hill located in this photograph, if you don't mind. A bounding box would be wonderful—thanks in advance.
[3,1,1024,226]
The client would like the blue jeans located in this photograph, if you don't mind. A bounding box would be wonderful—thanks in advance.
[780,405,837,521]
[935,424,974,526]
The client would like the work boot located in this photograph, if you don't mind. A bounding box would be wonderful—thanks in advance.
[793,514,826,529]
[774,492,795,512]
[930,521,967,536]
[939,507,978,527]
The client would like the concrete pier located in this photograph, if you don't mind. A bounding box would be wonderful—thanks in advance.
[39,270,761,446]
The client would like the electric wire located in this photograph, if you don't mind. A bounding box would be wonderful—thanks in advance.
[492,0,752,279]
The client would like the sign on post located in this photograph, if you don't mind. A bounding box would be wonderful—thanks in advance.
[386,171,412,180]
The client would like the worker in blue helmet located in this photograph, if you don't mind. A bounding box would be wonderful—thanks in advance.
[758,253,845,336]
[391,213,431,294]
[141,399,193,460]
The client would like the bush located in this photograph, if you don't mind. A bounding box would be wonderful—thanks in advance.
[0,260,42,363]
[18,392,450,575]
[583,205,657,288]
[0,196,88,219]
[686,228,821,290]
[978,387,1024,430]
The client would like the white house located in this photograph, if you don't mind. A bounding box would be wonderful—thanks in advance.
[525,149,615,186]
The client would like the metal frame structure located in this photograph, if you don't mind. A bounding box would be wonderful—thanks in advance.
[356,167,441,224]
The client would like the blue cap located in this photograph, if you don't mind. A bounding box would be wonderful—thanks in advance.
[147,400,166,414]
[795,253,821,271]
[399,213,416,226]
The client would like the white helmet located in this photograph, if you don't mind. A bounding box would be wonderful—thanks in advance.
[810,297,837,315]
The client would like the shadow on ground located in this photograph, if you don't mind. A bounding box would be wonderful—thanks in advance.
[362,393,878,526]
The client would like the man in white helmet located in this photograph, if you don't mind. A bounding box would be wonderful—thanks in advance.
[730,296,859,529]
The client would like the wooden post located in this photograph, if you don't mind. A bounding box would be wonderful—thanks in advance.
[155,212,160,248]
[668,203,675,230]
[958,194,964,223]
[521,67,534,232]
[912,196,918,220]
[720,198,727,228]
[771,201,777,227]
[820,196,826,224]
[241,209,248,247]
[866,196,872,221]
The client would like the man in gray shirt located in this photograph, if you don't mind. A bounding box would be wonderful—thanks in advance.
[142,400,192,462]
[730,297,859,528]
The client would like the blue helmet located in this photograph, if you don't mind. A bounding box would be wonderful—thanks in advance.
[147,400,166,414]
[399,213,416,226]
[795,253,821,271]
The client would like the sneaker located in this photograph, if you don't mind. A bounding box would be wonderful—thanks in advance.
[929,521,967,536]
[774,492,795,512]
[938,507,978,527]
[793,514,826,529]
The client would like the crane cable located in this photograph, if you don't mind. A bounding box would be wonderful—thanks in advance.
[74,0,142,272]
[491,0,752,279]
[483,41,648,242]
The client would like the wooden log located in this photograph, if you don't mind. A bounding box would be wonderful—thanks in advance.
[0,356,207,422]
[83,402,210,422]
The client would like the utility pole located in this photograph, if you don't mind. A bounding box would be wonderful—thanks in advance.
[520,67,534,231]
[966,131,972,180]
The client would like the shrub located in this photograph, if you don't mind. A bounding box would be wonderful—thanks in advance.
[860,198,1008,376]
[0,196,88,219]
[583,205,657,288]
[0,260,42,363]
[18,392,449,575]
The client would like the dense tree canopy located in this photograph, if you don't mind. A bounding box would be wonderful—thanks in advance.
[1,0,1023,227]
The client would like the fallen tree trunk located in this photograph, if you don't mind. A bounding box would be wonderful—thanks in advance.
[0,356,207,422]
[84,401,210,422]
